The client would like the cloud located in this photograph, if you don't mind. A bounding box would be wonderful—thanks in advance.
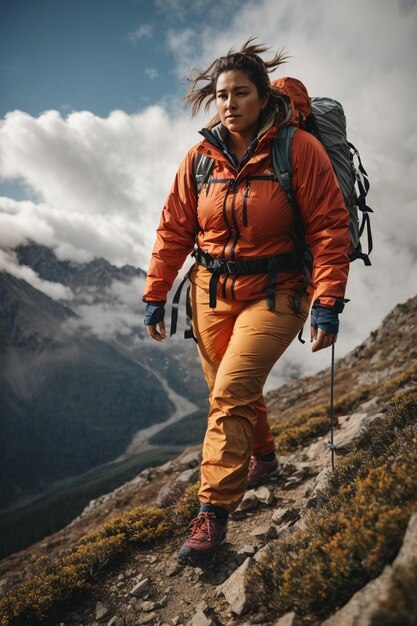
[0,248,73,300]
[0,107,203,275]
[127,24,154,45]
[63,276,147,340]
[145,67,159,80]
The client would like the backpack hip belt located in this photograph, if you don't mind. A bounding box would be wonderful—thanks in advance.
[192,247,304,310]
[169,248,305,338]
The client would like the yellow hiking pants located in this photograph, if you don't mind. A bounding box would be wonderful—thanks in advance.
[189,275,311,512]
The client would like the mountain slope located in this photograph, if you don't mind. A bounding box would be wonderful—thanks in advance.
[0,271,175,512]
[0,294,415,626]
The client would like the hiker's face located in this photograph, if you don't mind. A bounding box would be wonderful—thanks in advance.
[215,70,268,141]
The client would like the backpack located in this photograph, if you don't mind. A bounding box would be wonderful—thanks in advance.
[194,76,373,266]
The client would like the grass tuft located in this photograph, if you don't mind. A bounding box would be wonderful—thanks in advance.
[247,389,417,621]
[0,506,171,626]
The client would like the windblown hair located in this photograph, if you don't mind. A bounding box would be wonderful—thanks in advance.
[184,38,289,118]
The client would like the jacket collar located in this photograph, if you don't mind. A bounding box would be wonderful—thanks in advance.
[198,95,292,166]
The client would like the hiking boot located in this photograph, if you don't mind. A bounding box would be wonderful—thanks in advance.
[246,456,278,489]
[178,511,227,568]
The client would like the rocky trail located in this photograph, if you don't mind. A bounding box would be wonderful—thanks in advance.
[58,455,323,626]
[54,393,390,626]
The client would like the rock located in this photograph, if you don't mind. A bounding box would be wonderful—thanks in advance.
[179,451,201,467]
[321,567,393,626]
[249,524,278,541]
[357,396,381,413]
[293,461,314,473]
[138,613,157,625]
[272,612,302,626]
[160,460,175,473]
[303,467,332,508]
[95,602,110,621]
[130,578,150,597]
[254,544,272,563]
[219,557,256,616]
[141,600,157,612]
[392,510,417,568]
[238,544,257,556]
[167,561,182,576]
[156,468,200,506]
[196,601,208,611]
[332,412,382,451]
[292,469,307,481]
[187,609,213,626]
[230,509,247,520]
[279,461,297,477]
[158,595,168,608]
[321,512,417,625]
[237,491,259,512]
[272,507,293,525]
[107,618,124,626]
[303,438,328,462]
[253,486,274,505]
[283,475,305,489]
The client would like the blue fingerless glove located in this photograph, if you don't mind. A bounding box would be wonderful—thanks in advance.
[144,301,165,326]
[311,303,339,334]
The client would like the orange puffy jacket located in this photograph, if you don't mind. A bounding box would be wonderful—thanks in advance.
[143,111,350,310]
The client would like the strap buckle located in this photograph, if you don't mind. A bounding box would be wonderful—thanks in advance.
[212,258,225,272]
[226,260,236,273]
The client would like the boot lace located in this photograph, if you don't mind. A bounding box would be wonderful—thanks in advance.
[188,512,216,542]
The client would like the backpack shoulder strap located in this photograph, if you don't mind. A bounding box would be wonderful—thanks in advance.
[272,125,305,245]
[194,152,215,193]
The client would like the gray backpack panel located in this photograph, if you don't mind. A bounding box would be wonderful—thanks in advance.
[310,97,355,203]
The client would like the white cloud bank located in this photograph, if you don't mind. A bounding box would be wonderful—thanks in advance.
[0,0,416,386]
[0,106,200,269]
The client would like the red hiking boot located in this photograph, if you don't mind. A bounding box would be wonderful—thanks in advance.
[246,456,278,489]
[178,512,227,568]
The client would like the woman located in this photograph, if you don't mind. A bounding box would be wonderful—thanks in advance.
[143,40,349,568]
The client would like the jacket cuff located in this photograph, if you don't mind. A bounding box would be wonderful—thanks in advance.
[315,297,349,313]
[142,297,166,304]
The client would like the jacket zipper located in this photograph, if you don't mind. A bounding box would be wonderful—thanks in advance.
[221,181,234,258]
[242,178,252,227]
[229,182,240,261]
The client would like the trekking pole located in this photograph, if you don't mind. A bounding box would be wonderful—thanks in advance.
[329,343,336,470]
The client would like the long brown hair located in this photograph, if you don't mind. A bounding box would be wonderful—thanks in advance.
[184,38,289,118]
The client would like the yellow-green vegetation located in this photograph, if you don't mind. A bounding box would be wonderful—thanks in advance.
[369,564,417,626]
[380,362,417,396]
[0,506,172,626]
[334,362,417,415]
[270,363,417,454]
[271,405,329,452]
[0,481,205,626]
[248,389,417,621]
[172,483,201,526]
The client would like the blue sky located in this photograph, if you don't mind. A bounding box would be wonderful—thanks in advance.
[0,0,242,118]
[0,0,416,385]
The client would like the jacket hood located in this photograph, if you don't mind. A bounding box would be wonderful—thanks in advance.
[271,77,311,126]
